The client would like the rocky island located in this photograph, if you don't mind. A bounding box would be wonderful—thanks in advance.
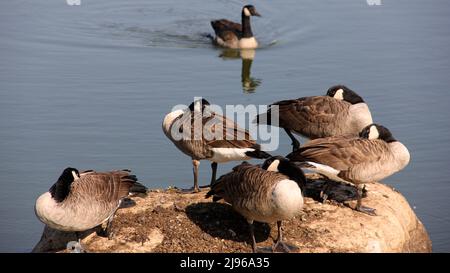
[33,174,432,253]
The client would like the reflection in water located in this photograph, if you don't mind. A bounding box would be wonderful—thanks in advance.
[240,49,261,93]
[219,49,262,93]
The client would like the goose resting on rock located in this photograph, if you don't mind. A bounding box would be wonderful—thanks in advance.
[35,168,146,250]
[287,124,410,215]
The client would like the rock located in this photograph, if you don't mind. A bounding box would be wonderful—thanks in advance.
[32,175,432,253]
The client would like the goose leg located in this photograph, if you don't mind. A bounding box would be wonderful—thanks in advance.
[284,129,300,152]
[210,162,218,185]
[192,159,200,193]
[272,221,298,253]
[249,222,258,253]
[96,213,115,239]
[320,181,333,203]
[355,184,376,216]
[104,214,115,240]
[248,221,272,253]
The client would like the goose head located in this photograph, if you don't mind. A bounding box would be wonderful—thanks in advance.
[262,156,306,189]
[49,167,80,202]
[360,124,397,143]
[326,85,364,104]
[242,5,261,17]
[188,98,210,113]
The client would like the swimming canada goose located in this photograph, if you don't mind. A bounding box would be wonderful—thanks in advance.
[206,156,305,252]
[35,168,146,249]
[256,85,373,151]
[163,98,269,193]
[287,124,410,215]
[210,5,261,49]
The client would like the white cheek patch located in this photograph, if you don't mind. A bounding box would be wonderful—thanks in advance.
[334,89,344,100]
[71,171,79,180]
[243,7,251,16]
[267,160,280,172]
[193,101,203,112]
[368,125,380,140]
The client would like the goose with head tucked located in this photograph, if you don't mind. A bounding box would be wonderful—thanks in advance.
[287,124,410,215]
[206,156,305,252]
[256,85,373,151]
[210,5,261,49]
[162,98,270,193]
[35,168,146,250]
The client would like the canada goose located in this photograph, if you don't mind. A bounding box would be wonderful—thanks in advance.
[287,124,410,215]
[35,168,146,249]
[256,85,373,151]
[163,98,269,193]
[206,156,305,252]
[210,5,261,49]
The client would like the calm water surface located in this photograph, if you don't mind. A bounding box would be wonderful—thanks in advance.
[1,0,449,252]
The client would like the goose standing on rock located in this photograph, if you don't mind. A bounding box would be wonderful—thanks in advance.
[35,168,146,250]
[210,5,261,49]
[163,99,269,193]
[256,85,373,151]
[206,156,305,253]
[287,124,410,215]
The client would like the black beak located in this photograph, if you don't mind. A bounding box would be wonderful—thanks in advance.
[253,11,261,17]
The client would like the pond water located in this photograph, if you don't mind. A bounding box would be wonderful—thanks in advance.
[1,0,449,252]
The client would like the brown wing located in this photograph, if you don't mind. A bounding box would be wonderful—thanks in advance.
[290,137,389,172]
[63,170,140,225]
[205,113,257,149]
[211,19,242,41]
[178,109,257,148]
[262,96,351,139]
[73,170,139,204]
[206,162,287,205]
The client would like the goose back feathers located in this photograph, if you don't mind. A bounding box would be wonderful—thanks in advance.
[163,99,269,191]
[257,85,373,140]
[163,99,266,163]
[206,159,305,224]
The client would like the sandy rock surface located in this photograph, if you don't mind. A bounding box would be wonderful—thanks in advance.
[32,175,432,253]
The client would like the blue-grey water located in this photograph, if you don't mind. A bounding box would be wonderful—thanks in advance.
[1,0,449,252]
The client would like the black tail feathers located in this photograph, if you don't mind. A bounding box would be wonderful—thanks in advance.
[202,32,214,41]
[130,182,147,194]
[254,111,272,125]
[246,150,272,159]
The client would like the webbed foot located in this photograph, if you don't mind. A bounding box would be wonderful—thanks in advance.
[272,240,299,253]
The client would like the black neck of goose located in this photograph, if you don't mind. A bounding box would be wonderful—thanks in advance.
[293,176,306,192]
[278,163,306,192]
[49,178,71,203]
[241,14,253,38]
